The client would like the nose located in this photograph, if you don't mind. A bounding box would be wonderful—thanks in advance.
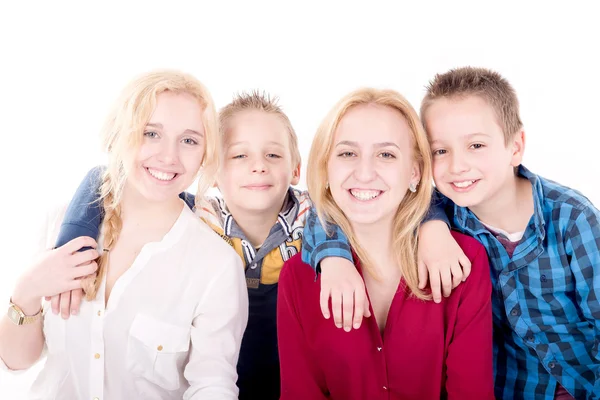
[157,140,179,165]
[448,152,470,175]
[251,157,268,174]
[354,156,377,182]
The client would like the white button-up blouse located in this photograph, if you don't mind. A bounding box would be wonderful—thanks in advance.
[1,203,249,400]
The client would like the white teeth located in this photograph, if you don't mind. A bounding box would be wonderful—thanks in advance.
[453,180,475,188]
[148,168,176,181]
[350,189,381,201]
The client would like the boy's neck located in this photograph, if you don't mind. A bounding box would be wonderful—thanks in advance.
[470,173,534,234]
[229,204,284,248]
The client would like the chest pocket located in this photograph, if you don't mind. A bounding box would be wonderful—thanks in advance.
[127,313,191,391]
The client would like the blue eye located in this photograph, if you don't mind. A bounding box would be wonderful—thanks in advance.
[338,151,355,158]
[144,131,158,138]
[182,138,198,145]
[232,154,246,159]
[471,143,484,149]
[433,149,447,156]
[267,153,282,159]
[379,152,396,159]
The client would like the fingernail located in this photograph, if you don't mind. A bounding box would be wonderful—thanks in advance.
[335,323,342,329]
[344,326,351,332]
[71,309,78,315]
[353,322,361,329]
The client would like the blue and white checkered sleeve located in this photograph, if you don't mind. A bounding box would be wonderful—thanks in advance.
[301,208,353,273]
[565,207,600,393]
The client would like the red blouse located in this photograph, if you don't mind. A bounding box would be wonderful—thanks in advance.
[277,231,495,400]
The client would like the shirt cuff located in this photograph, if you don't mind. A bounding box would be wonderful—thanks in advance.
[311,242,353,275]
[54,222,99,249]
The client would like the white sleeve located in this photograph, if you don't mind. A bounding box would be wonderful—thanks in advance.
[183,250,249,400]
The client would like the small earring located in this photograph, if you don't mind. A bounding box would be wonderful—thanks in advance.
[409,182,417,193]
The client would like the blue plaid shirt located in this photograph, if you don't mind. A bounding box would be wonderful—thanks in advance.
[302,165,600,400]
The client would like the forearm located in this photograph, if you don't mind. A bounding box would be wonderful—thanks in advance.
[0,293,44,370]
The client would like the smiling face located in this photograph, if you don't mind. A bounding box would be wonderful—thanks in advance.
[326,103,420,232]
[124,91,206,204]
[217,109,300,218]
[426,95,524,213]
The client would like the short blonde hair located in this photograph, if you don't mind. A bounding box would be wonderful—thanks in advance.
[219,90,301,166]
[83,69,218,300]
[307,88,433,300]
[421,66,523,144]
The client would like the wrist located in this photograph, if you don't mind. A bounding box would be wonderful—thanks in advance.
[11,283,41,316]
[422,219,447,229]
[420,219,450,235]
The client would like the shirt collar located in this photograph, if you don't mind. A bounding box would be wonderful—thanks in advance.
[224,187,299,238]
[454,165,545,241]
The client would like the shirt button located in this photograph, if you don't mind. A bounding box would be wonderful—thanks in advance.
[383,386,388,390]
[540,274,547,282]
[548,361,556,369]
[157,345,163,351]
[526,335,534,342]
[94,353,101,359]
[250,263,257,269]
[377,347,382,352]
[510,308,520,316]
[97,310,102,317]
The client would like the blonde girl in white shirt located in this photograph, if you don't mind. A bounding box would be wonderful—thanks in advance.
[0,70,249,399]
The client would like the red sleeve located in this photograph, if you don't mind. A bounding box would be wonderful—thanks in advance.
[277,257,329,400]
[445,241,495,400]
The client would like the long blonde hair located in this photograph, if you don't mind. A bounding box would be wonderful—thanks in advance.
[307,88,433,299]
[82,69,219,300]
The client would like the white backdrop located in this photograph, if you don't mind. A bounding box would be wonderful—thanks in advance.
[1,1,599,398]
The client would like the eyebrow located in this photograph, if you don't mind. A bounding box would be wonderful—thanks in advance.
[146,123,204,137]
[335,140,400,149]
[430,132,491,146]
[227,141,285,148]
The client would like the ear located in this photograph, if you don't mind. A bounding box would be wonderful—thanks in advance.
[291,162,301,186]
[510,129,526,167]
[410,160,421,187]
